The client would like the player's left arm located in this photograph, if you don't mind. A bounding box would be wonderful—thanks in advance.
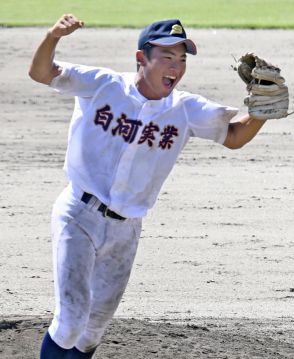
[223,114,266,149]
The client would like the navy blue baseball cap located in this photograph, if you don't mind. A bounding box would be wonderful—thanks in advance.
[138,19,197,55]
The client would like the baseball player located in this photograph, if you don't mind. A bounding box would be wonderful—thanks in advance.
[29,14,269,359]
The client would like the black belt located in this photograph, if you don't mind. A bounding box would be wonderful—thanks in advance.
[81,192,126,221]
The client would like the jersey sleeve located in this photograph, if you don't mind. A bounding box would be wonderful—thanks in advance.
[49,61,113,97]
[183,95,239,144]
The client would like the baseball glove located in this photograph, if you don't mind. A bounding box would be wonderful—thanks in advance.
[236,53,290,120]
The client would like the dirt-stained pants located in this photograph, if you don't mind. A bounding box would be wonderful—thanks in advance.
[48,183,142,352]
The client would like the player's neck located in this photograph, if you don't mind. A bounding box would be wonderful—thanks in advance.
[135,72,165,101]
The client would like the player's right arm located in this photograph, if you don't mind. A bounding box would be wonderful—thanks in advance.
[29,14,84,85]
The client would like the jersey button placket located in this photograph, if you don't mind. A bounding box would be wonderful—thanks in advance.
[109,102,155,210]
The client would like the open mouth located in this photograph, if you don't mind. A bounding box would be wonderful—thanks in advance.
[162,75,176,89]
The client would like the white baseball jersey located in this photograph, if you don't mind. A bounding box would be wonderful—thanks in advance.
[50,62,238,218]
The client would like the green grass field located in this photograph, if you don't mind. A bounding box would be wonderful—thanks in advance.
[0,0,294,28]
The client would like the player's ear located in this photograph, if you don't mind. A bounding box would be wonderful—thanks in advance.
[136,50,147,67]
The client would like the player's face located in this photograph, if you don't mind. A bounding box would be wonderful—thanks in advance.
[136,44,187,100]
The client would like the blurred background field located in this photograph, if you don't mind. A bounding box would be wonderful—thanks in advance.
[0,0,294,28]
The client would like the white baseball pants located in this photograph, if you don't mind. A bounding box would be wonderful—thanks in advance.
[48,183,142,352]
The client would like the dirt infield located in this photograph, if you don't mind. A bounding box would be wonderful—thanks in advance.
[1,317,294,358]
[0,27,293,358]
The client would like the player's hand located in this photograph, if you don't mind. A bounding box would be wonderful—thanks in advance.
[48,14,84,39]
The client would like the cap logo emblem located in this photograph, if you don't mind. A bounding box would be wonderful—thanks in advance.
[170,24,183,35]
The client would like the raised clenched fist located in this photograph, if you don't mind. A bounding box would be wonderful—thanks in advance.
[48,14,84,38]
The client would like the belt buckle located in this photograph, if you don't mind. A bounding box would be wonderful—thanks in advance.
[102,205,110,218]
